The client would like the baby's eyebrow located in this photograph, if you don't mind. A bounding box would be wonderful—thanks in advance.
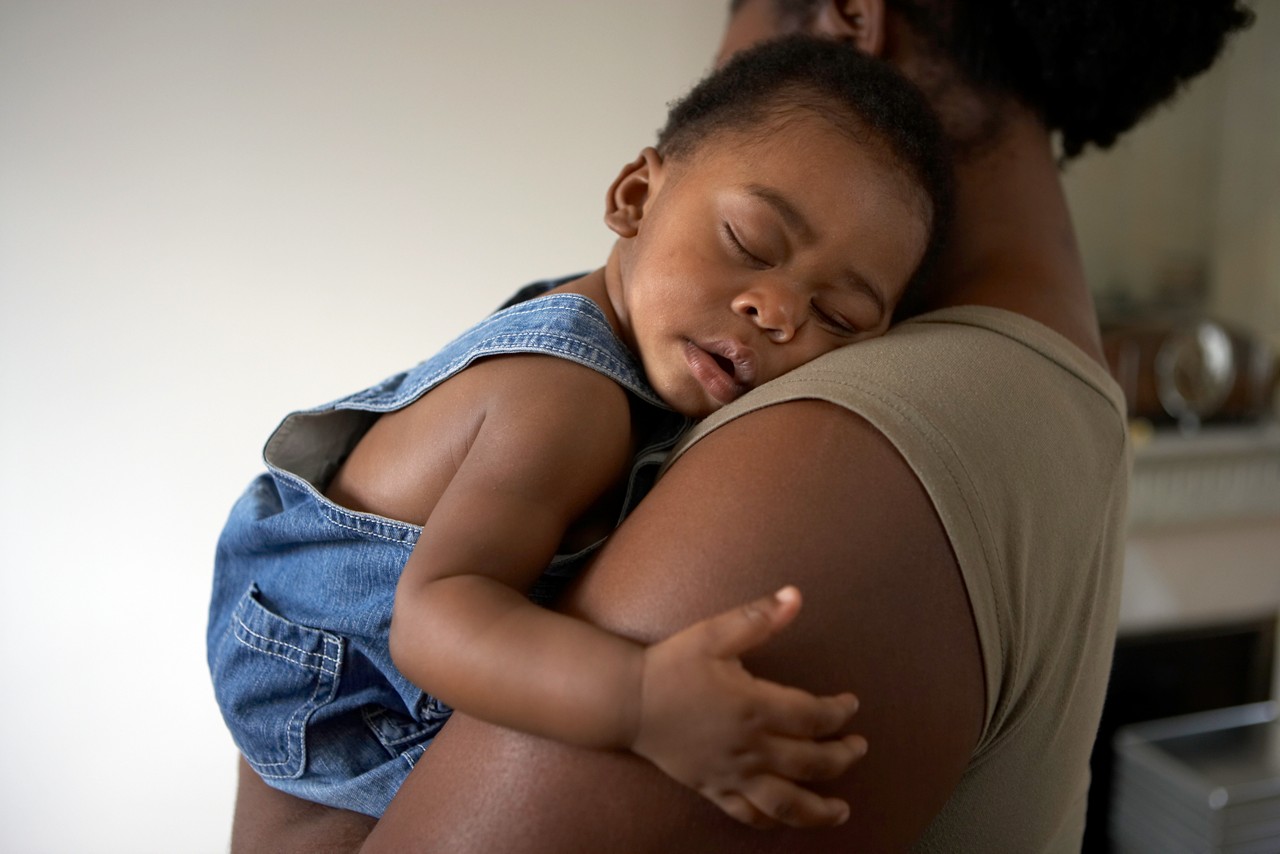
[745,184,814,242]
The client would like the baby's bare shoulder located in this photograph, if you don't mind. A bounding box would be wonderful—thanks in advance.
[328,353,632,524]
[457,353,636,481]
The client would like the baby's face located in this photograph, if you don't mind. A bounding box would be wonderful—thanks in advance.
[611,113,929,418]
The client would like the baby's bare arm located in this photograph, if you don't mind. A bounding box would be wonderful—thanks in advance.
[365,400,984,854]
[390,356,865,826]
[389,354,645,747]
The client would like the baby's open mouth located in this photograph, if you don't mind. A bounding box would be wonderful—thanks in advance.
[683,339,756,408]
[711,352,736,378]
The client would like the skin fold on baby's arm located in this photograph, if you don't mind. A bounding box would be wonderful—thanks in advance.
[386,354,867,828]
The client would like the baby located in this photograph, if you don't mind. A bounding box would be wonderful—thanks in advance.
[208,35,949,829]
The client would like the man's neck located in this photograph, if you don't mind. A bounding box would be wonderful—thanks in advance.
[927,111,1105,363]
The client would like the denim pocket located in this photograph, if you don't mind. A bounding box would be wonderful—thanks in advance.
[211,584,344,780]
[360,695,449,760]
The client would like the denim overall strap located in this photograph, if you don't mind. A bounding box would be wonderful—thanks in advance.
[261,292,675,497]
[327,293,662,414]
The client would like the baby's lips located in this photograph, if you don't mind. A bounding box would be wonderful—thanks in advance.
[704,337,758,388]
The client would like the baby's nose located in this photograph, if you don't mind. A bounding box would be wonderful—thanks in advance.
[732,286,804,343]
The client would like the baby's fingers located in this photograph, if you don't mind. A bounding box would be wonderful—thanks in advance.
[757,732,869,782]
[705,792,779,829]
[692,586,804,659]
[751,681,860,739]
[737,775,852,828]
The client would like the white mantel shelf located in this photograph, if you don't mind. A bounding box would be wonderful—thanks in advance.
[1118,423,1280,695]
[1126,421,1280,530]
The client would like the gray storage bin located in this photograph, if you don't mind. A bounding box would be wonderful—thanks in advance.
[1112,702,1280,854]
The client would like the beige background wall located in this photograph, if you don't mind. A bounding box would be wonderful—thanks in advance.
[0,3,1272,852]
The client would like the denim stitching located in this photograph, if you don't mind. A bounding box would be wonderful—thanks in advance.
[233,611,341,673]
[255,649,340,776]
[400,742,428,770]
[435,332,633,388]
[492,337,628,375]
[296,293,665,416]
[246,632,342,776]
[361,706,437,747]
[317,501,419,534]
[273,477,419,545]
[383,296,657,408]
[319,511,419,546]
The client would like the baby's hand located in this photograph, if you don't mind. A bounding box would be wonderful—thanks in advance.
[630,586,866,828]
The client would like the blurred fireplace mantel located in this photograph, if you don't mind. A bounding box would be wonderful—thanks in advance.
[1118,422,1280,691]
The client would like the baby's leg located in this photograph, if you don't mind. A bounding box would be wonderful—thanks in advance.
[231,757,375,854]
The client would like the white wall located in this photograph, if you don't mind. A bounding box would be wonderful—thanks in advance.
[0,3,725,852]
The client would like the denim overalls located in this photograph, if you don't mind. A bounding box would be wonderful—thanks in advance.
[207,288,687,817]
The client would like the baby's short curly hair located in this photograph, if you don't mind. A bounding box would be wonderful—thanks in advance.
[657,35,952,297]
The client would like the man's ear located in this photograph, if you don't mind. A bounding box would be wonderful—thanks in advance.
[812,0,885,56]
[604,147,664,239]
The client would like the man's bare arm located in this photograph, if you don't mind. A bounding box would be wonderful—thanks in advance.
[363,400,985,853]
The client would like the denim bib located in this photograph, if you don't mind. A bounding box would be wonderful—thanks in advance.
[207,288,687,816]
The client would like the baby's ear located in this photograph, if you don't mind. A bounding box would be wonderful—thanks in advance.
[604,147,664,238]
